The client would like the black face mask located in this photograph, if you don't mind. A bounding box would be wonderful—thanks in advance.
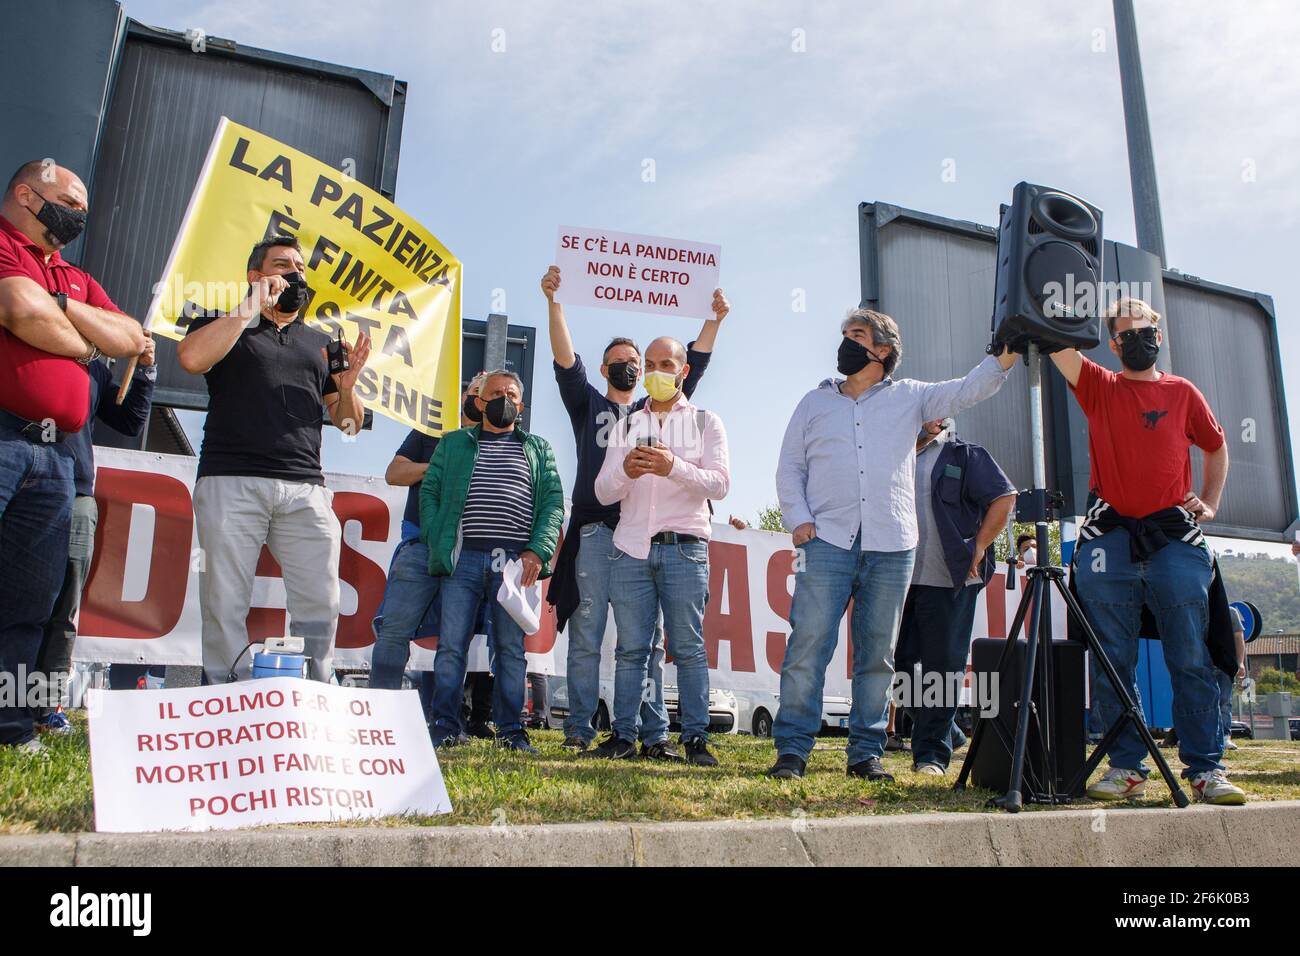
[484,395,519,429]
[462,394,483,422]
[606,361,638,392]
[275,271,309,313]
[837,336,884,376]
[30,190,87,246]
[1117,327,1159,372]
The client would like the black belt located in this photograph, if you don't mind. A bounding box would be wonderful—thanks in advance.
[0,409,70,443]
[650,531,702,545]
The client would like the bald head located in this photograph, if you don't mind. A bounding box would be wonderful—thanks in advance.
[646,336,687,366]
[2,160,88,254]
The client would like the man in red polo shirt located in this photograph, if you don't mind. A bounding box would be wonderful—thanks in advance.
[0,159,145,752]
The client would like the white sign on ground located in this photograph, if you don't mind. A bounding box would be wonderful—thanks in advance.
[554,225,720,320]
[88,677,450,832]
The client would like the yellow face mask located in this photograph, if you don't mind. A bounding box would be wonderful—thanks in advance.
[643,370,682,403]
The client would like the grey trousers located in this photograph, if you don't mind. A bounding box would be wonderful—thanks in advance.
[34,494,98,717]
[193,476,340,684]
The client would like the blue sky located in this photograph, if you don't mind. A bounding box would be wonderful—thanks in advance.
[137,0,1300,555]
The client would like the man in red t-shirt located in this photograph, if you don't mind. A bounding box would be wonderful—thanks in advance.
[0,159,146,752]
[1051,297,1243,805]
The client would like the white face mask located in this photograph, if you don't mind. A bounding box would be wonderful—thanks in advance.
[1022,547,1037,565]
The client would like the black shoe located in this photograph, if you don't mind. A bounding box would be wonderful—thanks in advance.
[497,731,539,755]
[466,720,495,740]
[581,733,637,760]
[562,735,591,752]
[767,754,806,779]
[847,757,894,782]
[432,730,470,749]
[640,740,684,762]
[884,733,911,753]
[683,737,718,767]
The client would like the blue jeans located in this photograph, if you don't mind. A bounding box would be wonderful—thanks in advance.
[565,522,667,744]
[1219,672,1233,747]
[370,538,441,690]
[895,582,981,769]
[774,539,915,765]
[431,549,526,740]
[1074,528,1221,776]
[0,425,75,745]
[609,540,710,743]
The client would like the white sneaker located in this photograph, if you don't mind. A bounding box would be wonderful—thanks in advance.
[1188,769,1246,806]
[1086,767,1146,800]
[1223,739,1239,751]
[914,762,945,776]
[14,738,49,757]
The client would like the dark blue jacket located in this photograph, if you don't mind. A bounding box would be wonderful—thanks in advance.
[69,360,155,496]
[922,437,1015,594]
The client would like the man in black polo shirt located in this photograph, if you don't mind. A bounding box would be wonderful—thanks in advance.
[540,264,731,757]
[177,235,370,683]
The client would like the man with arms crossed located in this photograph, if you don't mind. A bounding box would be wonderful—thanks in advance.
[0,160,145,751]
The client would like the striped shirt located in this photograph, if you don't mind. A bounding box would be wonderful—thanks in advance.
[461,431,534,552]
[1076,496,1204,563]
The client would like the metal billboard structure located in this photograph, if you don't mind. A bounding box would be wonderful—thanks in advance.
[858,200,1297,543]
[79,19,408,413]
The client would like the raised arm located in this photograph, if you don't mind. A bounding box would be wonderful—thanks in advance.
[920,354,1014,422]
[541,265,576,370]
[1048,347,1083,387]
[689,288,730,354]
[176,274,286,374]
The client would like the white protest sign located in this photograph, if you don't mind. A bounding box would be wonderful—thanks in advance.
[87,677,451,832]
[554,225,720,319]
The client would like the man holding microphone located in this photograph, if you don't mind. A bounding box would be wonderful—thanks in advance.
[177,235,369,684]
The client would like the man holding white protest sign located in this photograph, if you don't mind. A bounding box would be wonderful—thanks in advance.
[177,235,371,685]
[542,256,732,759]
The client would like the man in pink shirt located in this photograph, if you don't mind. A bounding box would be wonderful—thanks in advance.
[594,336,730,766]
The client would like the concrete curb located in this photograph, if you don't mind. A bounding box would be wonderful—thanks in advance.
[5,801,1299,867]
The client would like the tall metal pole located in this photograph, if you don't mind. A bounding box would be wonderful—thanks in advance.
[1113,0,1167,266]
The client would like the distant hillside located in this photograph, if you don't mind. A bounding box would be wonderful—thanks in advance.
[1217,553,1300,633]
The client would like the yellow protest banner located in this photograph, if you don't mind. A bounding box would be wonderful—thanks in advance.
[147,117,461,436]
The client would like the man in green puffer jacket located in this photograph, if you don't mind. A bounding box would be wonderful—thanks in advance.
[420,368,564,753]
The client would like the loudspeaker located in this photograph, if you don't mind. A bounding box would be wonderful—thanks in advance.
[991,182,1104,352]
[968,638,1087,798]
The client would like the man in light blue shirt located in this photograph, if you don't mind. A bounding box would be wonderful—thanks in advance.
[768,308,1017,780]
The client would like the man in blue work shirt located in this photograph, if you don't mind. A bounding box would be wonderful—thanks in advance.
[894,418,1016,775]
[36,333,156,730]
[769,308,1016,780]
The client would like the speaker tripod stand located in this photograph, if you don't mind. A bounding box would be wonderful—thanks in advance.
[953,343,1189,811]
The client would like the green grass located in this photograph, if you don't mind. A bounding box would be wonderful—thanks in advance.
[2,717,1297,833]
